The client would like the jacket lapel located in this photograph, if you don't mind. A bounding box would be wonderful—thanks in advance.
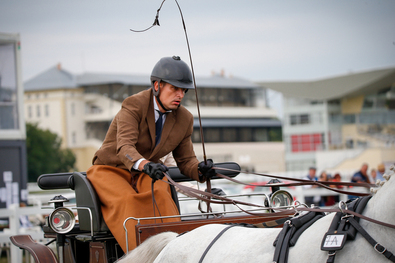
[150,110,176,158]
[159,111,176,147]
[147,96,156,150]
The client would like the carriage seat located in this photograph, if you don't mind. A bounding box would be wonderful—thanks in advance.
[37,162,240,236]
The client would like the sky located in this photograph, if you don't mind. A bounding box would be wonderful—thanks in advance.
[1,0,394,84]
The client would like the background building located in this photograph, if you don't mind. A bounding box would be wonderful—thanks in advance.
[24,65,285,173]
[259,67,395,173]
[0,32,28,209]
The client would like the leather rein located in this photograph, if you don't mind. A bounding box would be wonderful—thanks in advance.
[158,167,395,230]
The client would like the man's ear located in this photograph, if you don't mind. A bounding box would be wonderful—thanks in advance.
[154,81,159,92]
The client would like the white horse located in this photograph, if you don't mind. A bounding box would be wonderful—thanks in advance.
[120,167,395,263]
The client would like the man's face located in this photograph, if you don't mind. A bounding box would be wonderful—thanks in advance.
[309,168,316,178]
[156,82,187,112]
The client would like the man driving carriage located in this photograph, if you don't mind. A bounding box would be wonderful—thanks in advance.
[87,56,215,252]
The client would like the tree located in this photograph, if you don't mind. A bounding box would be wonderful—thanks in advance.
[26,123,76,182]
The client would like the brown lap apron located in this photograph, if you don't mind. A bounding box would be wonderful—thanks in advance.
[86,165,180,252]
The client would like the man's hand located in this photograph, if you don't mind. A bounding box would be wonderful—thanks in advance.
[142,162,168,181]
[198,159,216,179]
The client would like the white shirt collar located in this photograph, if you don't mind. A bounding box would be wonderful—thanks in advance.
[153,95,171,121]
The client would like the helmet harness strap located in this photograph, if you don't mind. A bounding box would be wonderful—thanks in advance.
[155,80,171,112]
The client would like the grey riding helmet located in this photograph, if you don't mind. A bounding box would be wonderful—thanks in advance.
[150,56,194,96]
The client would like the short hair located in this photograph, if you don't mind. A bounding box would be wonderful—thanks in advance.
[378,163,385,172]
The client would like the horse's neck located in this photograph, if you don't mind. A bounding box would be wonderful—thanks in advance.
[363,170,394,225]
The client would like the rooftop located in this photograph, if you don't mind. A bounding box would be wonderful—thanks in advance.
[24,64,260,91]
[258,67,395,100]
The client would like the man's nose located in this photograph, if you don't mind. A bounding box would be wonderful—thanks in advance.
[177,89,185,98]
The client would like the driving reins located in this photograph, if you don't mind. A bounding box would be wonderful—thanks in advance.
[157,167,395,230]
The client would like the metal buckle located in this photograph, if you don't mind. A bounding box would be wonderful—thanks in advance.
[374,243,387,254]
[285,220,293,227]
[338,201,347,214]
[341,214,354,220]
[292,201,308,217]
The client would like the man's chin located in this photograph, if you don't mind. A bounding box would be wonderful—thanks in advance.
[169,104,180,109]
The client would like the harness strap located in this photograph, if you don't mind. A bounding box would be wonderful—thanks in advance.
[198,225,237,263]
[273,210,325,263]
[272,222,291,263]
[324,196,372,263]
[289,213,325,246]
[347,217,395,262]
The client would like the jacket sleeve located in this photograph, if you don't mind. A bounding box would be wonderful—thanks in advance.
[116,97,147,171]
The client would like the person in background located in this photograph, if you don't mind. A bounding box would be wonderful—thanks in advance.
[329,173,343,204]
[318,171,332,206]
[351,163,371,184]
[370,168,377,183]
[303,166,319,206]
[349,163,370,200]
[376,163,385,181]
[330,173,343,189]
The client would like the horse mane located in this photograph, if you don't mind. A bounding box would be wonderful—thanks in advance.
[117,232,178,263]
[370,165,394,195]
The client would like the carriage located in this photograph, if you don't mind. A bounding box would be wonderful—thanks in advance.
[10,162,395,263]
[9,162,295,263]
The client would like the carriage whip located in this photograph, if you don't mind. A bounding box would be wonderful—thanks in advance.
[130,0,212,213]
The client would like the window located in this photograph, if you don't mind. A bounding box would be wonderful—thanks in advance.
[193,129,201,142]
[239,128,252,142]
[289,114,310,125]
[329,113,341,124]
[254,128,268,141]
[28,105,32,118]
[343,114,355,124]
[290,133,325,152]
[72,132,76,144]
[290,115,298,125]
[223,128,237,142]
[205,129,220,142]
[36,105,40,117]
[71,103,75,116]
[45,104,49,117]
[300,114,309,124]
[192,127,282,143]
[0,43,19,129]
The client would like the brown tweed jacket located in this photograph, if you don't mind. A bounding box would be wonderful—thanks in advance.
[92,89,201,181]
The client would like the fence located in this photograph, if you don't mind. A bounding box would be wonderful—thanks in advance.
[0,204,50,263]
